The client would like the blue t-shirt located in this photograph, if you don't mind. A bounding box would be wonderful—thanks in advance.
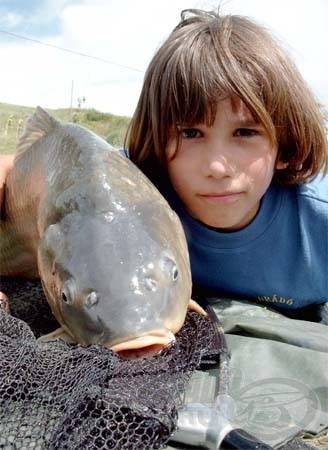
[162,176,328,310]
[120,150,328,309]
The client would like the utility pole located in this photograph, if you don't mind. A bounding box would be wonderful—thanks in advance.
[69,80,74,118]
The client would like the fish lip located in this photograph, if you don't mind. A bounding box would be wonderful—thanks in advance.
[109,329,176,352]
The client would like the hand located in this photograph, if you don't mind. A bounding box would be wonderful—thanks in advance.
[0,154,15,216]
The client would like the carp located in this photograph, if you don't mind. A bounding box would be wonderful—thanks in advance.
[0,107,202,358]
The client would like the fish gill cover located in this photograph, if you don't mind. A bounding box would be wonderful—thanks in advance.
[0,277,225,450]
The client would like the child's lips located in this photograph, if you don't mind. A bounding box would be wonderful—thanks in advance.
[198,191,243,203]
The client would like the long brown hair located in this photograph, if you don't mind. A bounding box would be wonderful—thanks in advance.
[125,9,328,185]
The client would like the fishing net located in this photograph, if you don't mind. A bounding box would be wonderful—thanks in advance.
[0,277,225,450]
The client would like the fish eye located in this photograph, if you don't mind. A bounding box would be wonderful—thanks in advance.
[61,280,76,305]
[171,267,179,281]
[160,256,179,282]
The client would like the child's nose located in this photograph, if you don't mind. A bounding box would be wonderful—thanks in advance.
[203,138,235,179]
[206,155,234,179]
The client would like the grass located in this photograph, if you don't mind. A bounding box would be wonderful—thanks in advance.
[0,102,131,154]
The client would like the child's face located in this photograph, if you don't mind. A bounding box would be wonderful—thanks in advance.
[166,97,282,231]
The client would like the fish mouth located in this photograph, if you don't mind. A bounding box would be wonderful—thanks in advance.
[109,329,176,359]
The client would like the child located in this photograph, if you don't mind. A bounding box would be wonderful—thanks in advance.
[1,9,327,316]
[124,9,328,315]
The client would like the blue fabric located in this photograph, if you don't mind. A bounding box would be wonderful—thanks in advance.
[164,176,328,309]
[119,150,328,309]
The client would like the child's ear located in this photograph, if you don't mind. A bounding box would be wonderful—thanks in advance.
[276,160,288,170]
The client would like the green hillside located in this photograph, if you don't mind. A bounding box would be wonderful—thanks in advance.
[0,102,131,154]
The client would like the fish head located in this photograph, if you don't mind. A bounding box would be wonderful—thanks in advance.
[38,201,191,357]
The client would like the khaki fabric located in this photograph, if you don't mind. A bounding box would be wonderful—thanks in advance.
[168,299,328,449]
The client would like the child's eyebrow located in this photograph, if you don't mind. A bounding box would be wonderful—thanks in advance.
[232,118,260,127]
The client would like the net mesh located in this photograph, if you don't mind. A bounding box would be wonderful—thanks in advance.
[0,277,225,450]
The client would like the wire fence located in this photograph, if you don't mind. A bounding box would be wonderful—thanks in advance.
[0,113,28,154]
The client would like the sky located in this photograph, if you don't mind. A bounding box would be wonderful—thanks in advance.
[0,0,327,117]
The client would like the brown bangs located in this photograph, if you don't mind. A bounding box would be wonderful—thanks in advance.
[161,29,227,129]
[126,9,328,185]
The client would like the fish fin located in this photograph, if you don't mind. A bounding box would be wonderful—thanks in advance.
[16,106,58,157]
[188,299,207,316]
[37,327,76,344]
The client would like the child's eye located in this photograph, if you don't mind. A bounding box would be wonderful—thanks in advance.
[234,128,259,137]
[180,128,202,139]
